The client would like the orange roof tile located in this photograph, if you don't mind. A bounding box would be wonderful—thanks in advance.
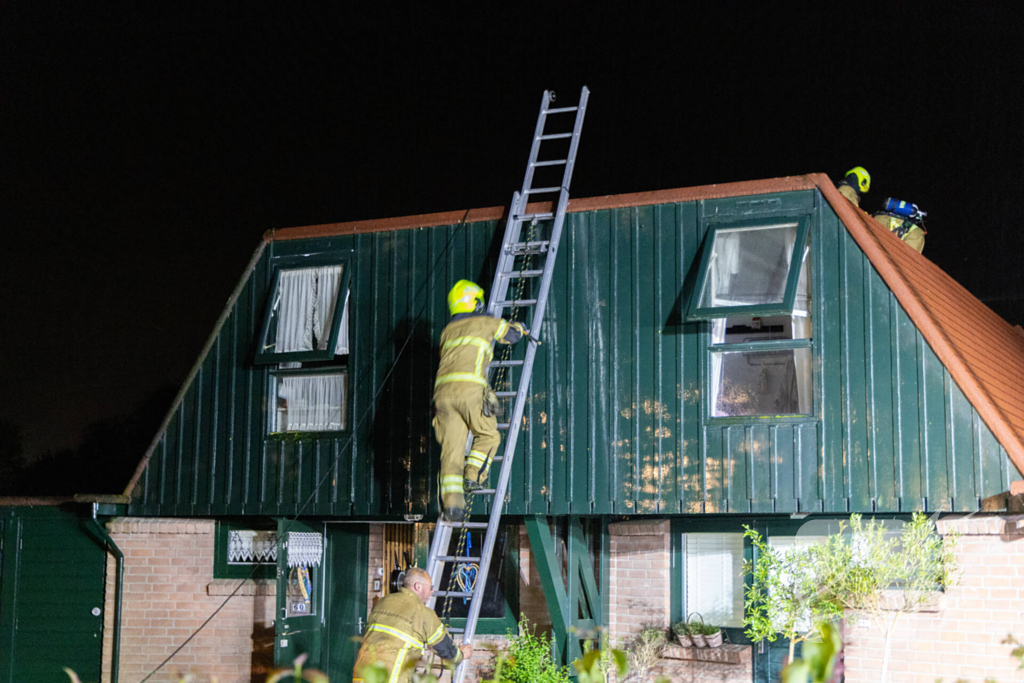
[271,173,1024,481]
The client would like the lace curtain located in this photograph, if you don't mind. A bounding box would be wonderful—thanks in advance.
[278,374,346,432]
[274,265,349,355]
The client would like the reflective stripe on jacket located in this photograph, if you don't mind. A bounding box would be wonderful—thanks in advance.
[352,588,461,683]
[434,313,523,391]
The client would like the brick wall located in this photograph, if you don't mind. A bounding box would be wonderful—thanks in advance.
[368,523,384,614]
[607,520,672,642]
[101,518,274,683]
[844,514,1024,683]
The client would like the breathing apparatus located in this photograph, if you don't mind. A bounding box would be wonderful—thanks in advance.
[877,197,927,230]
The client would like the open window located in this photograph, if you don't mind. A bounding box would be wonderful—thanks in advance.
[688,216,810,320]
[691,216,814,418]
[255,264,351,365]
[257,261,351,435]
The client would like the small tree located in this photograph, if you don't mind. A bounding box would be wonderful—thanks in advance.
[814,513,959,683]
[742,526,844,664]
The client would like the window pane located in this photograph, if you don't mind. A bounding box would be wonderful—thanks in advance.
[685,533,745,628]
[263,265,349,355]
[711,347,812,417]
[712,314,812,344]
[272,372,347,432]
[698,223,799,309]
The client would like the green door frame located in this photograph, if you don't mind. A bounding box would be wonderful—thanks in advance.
[275,519,326,668]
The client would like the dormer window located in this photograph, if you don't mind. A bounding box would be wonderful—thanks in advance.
[256,261,351,434]
[255,264,351,364]
[690,216,814,418]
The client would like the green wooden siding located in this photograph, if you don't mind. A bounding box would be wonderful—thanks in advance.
[126,189,1021,517]
[0,506,107,683]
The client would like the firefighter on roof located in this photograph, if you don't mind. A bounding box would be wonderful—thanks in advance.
[837,166,871,207]
[353,567,472,683]
[873,197,927,254]
[433,280,526,521]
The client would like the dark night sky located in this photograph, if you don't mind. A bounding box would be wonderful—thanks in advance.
[2,5,1022,462]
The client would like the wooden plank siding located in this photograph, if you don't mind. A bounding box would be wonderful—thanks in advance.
[125,189,1021,518]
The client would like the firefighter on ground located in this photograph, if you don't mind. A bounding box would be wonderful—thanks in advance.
[873,197,927,254]
[433,280,527,521]
[352,567,473,683]
[837,166,871,207]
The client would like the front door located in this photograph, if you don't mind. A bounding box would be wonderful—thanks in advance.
[275,519,325,668]
[324,524,369,681]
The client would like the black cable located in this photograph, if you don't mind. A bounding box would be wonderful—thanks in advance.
[137,214,472,683]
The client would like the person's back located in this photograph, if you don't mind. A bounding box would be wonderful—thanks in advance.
[352,569,469,683]
[873,198,927,254]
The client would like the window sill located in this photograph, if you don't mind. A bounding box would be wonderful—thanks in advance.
[207,579,276,597]
[704,415,818,426]
[663,643,751,665]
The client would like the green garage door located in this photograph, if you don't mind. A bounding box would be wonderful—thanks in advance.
[0,506,107,683]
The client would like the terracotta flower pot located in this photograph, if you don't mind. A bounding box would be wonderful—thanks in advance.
[691,633,707,648]
[675,633,694,647]
[705,629,723,648]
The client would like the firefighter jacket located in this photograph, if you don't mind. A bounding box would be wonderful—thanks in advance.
[433,313,524,395]
[837,182,861,207]
[352,588,462,683]
[873,213,926,254]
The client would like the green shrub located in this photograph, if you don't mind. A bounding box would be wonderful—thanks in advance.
[485,617,570,683]
[671,621,690,636]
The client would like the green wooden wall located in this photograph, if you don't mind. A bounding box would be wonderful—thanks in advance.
[0,506,107,683]
[125,189,1021,517]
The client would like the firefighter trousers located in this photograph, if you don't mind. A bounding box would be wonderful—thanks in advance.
[432,382,500,510]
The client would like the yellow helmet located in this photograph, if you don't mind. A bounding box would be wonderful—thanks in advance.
[448,280,485,315]
[845,166,871,193]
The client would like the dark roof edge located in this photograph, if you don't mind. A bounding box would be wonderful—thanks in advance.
[814,173,1024,479]
[267,176,820,241]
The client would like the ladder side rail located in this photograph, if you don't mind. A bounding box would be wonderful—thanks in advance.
[487,192,525,319]
[458,338,541,653]
[425,522,452,610]
[558,86,589,196]
[517,91,553,200]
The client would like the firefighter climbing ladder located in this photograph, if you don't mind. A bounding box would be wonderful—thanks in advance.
[425,86,589,682]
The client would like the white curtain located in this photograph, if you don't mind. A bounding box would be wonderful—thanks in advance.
[273,265,349,355]
[709,319,727,416]
[685,533,745,627]
[278,374,346,432]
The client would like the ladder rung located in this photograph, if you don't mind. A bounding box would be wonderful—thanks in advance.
[436,555,481,563]
[499,269,544,278]
[524,186,561,194]
[448,627,465,634]
[472,488,497,495]
[496,299,537,307]
[495,391,516,397]
[515,213,554,221]
[489,359,523,368]
[538,132,572,140]
[545,106,578,114]
[508,240,550,255]
[531,159,567,167]
[497,422,510,430]
[444,521,489,529]
[434,590,474,598]
[491,455,503,462]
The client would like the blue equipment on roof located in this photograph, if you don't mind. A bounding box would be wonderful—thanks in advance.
[882,197,926,222]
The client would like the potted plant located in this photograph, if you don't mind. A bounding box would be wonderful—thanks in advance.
[671,621,693,647]
[701,622,723,648]
[687,615,707,648]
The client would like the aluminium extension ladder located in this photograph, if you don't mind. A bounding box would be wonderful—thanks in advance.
[425,86,589,683]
